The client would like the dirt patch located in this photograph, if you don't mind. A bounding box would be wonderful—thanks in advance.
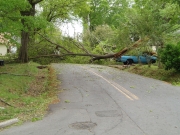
[27,69,47,96]
[51,99,60,104]
[0,101,6,108]
[27,78,45,96]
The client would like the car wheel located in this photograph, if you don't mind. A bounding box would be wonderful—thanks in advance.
[123,62,127,65]
[127,59,133,65]
[150,59,156,63]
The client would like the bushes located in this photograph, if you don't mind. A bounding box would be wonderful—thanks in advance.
[160,43,180,72]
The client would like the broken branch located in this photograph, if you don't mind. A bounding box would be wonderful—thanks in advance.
[0,98,14,107]
[0,72,31,76]
[37,32,72,53]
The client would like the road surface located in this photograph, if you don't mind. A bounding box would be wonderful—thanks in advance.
[1,64,180,135]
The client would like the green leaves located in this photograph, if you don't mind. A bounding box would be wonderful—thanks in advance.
[88,0,128,30]
[0,0,32,36]
[117,0,180,49]
[40,0,90,22]
[0,0,29,12]
[160,43,180,71]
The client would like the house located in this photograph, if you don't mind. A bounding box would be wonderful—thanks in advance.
[0,45,7,56]
[0,32,16,56]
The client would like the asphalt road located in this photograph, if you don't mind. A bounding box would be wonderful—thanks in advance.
[1,64,180,135]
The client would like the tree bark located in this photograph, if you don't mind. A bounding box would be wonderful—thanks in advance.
[19,31,29,63]
[19,11,31,63]
[18,1,40,63]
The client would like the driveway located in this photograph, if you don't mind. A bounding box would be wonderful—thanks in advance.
[1,64,180,135]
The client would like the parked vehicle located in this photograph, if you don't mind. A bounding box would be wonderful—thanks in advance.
[116,55,157,65]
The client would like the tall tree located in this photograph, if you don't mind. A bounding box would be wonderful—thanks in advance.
[0,0,45,62]
[86,0,128,31]
[0,0,90,63]
[117,0,180,48]
[19,0,44,63]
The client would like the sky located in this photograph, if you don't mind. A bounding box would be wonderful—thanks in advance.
[59,19,83,38]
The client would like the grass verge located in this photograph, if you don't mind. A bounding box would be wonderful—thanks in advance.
[0,62,59,126]
[120,64,180,85]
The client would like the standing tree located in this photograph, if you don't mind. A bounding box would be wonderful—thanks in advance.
[0,0,90,63]
[19,0,44,63]
[85,0,128,31]
[0,0,45,63]
[132,0,180,44]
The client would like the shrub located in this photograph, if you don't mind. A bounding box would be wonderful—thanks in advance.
[159,43,180,72]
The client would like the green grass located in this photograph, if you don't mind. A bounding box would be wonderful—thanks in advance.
[0,62,59,124]
[124,64,180,86]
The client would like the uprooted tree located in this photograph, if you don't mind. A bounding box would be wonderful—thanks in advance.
[30,32,147,62]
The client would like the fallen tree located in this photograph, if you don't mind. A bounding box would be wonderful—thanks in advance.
[30,33,146,62]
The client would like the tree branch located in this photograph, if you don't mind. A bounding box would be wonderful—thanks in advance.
[37,32,72,53]
[114,39,144,58]
[33,35,147,61]
[0,98,14,107]
[29,53,115,62]
[72,40,90,54]
[0,72,31,77]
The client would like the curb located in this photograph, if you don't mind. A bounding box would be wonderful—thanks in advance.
[0,118,19,128]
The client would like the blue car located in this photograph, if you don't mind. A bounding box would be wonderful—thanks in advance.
[116,55,157,65]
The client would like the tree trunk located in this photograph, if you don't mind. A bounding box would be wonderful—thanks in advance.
[18,1,36,63]
[29,39,145,62]
[19,31,29,63]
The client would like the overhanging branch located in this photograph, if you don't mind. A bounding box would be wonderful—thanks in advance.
[37,32,72,53]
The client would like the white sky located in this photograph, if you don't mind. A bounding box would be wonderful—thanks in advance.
[59,19,83,38]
